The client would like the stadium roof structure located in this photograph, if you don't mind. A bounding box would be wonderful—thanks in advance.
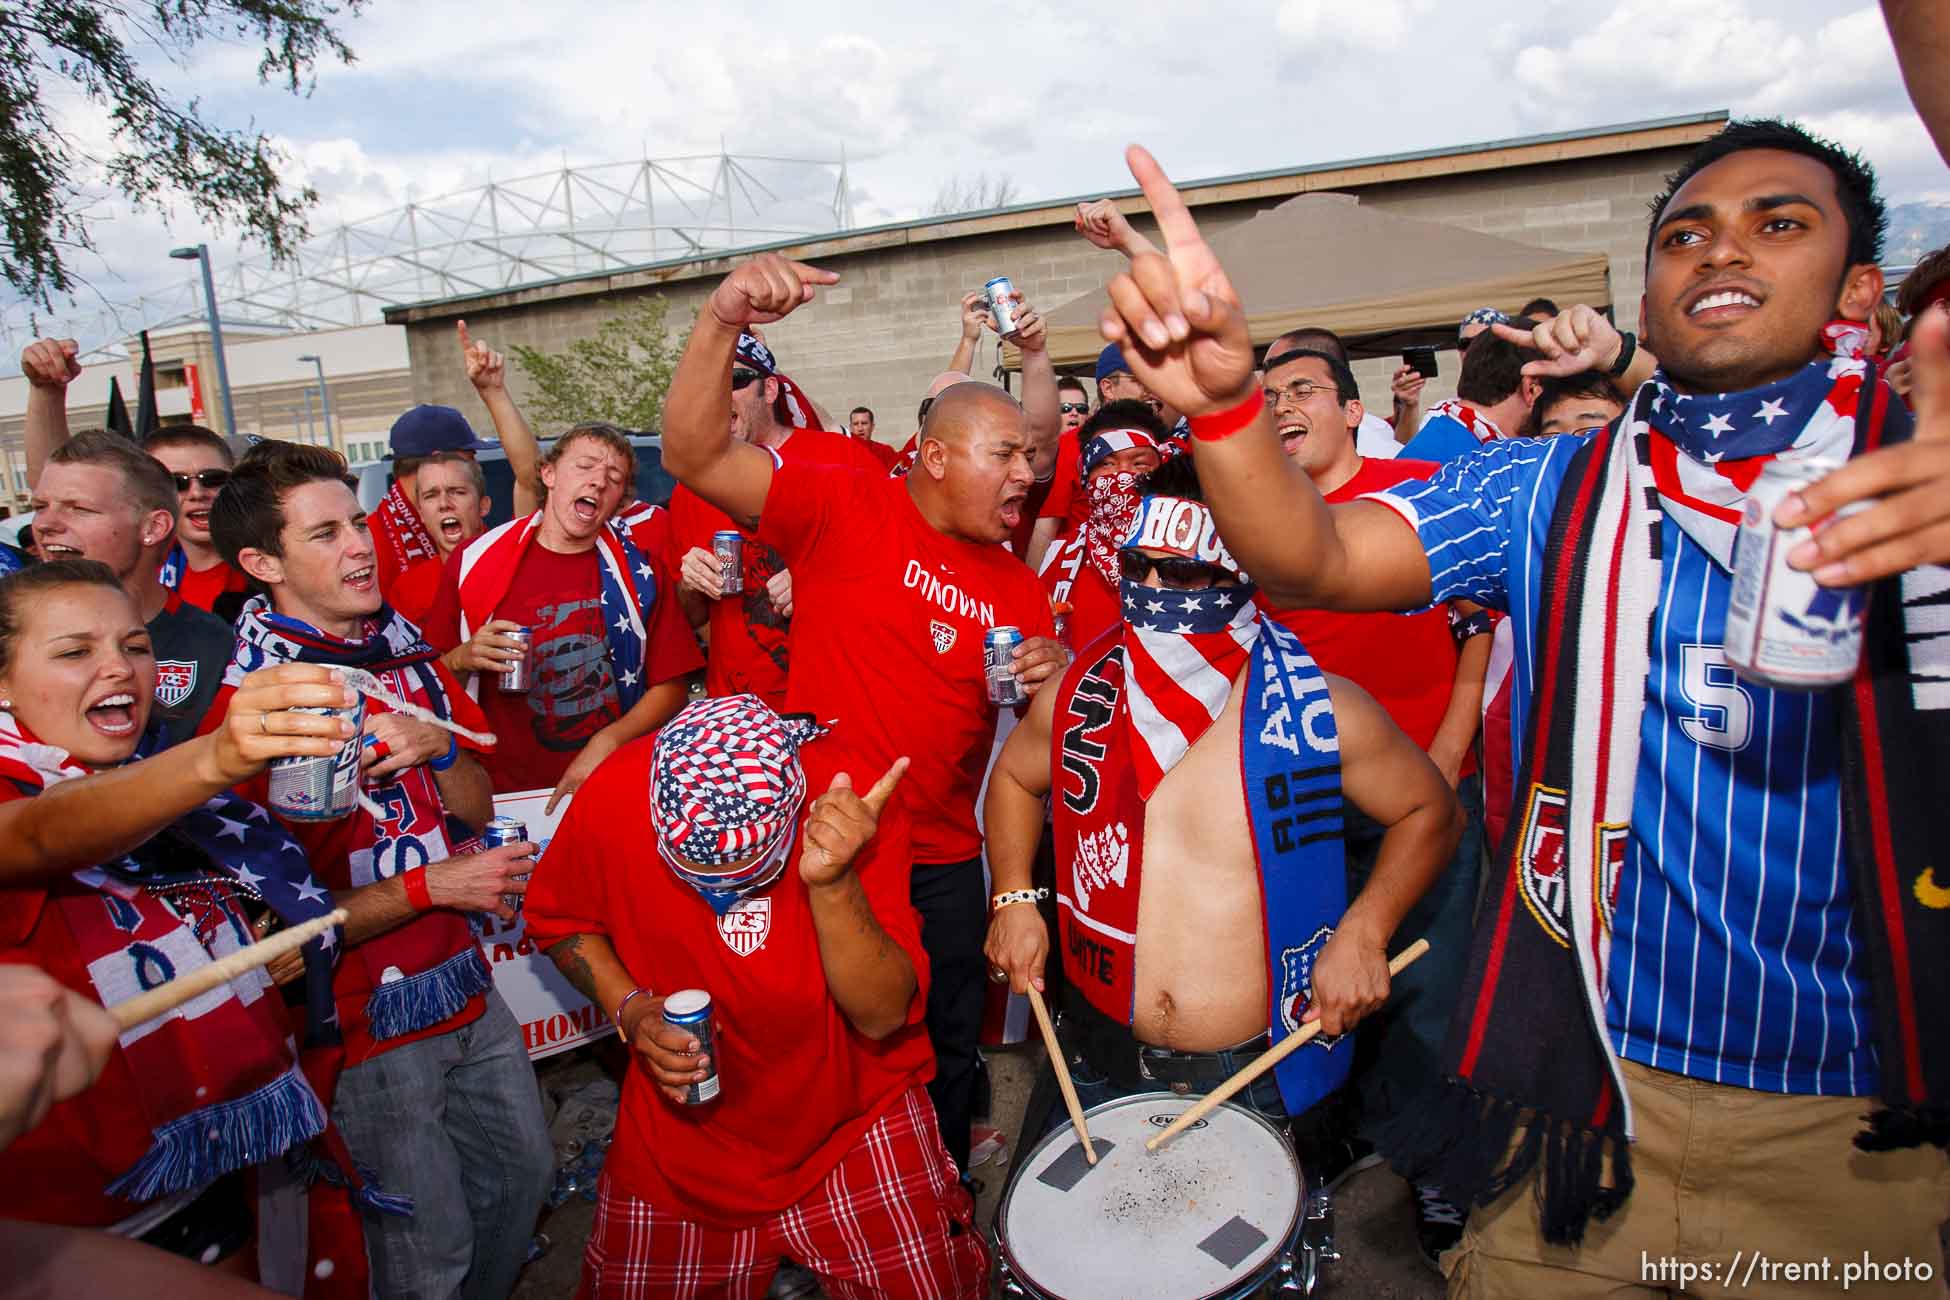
[0,147,854,374]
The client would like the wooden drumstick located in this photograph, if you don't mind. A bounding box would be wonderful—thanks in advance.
[1145,938,1430,1154]
[110,909,349,1032]
[1026,984,1097,1164]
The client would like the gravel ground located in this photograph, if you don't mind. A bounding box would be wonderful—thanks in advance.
[511,1041,1445,1298]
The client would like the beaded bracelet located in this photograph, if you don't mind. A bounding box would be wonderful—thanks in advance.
[991,888,1049,911]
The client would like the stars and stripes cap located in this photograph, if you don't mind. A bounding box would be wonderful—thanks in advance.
[1079,426,1164,480]
[650,695,827,909]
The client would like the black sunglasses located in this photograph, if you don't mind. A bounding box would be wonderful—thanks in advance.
[1118,550,1228,589]
[170,469,231,492]
[1059,402,1090,415]
[731,368,763,390]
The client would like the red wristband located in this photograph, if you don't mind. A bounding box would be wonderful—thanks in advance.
[1187,389,1265,442]
[402,865,434,912]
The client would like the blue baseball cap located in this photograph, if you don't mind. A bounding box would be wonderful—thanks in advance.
[387,405,496,460]
[1095,343,1133,382]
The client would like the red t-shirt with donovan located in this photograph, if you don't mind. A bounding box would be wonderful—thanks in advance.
[1265,457,1472,771]
[523,734,932,1229]
[422,542,703,793]
[671,428,887,710]
[760,465,1054,865]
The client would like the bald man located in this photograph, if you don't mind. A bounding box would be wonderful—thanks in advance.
[663,254,1065,1174]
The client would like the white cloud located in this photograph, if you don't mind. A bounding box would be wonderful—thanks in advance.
[1276,0,1435,49]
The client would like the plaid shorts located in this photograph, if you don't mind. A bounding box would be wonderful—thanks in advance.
[579,1085,990,1299]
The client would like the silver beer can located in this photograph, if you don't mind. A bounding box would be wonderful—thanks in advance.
[985,625,1026,706]
[267,696,366,821]
[497,626,534,694]
[661,989,720,1105]
[483,815,531,913]
[1724,457,1867,690]
[713,530,744,596]
[984,276,1021,337]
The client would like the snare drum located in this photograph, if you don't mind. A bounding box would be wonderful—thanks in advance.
[995,1091,1313,1298]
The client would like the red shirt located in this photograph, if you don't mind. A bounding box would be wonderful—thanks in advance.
[389,556,445,628]
[672,429,887,710]
[423,543,703,792]
[1037,531,1121,655]
[523,735,931,1228]
[176,556,250,614]
[1265,458,1471,768]
[1034,430,1084,532]
[759,465,1054,864]
[856,436,900,471]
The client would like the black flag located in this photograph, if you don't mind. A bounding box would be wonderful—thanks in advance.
[103,376,134,440]
[135,330,158,439]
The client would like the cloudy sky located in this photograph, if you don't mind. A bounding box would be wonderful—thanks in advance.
[11,0,1944,335]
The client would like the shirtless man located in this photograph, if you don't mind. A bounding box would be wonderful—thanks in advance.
[984,455,1461,1133]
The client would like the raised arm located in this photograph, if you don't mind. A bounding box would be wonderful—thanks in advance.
[1075,198,1161,261]
[948,291,987,376]
[982,680,1057,993]
[1491,307,1658,394]
[0,665,352,886]
[663,256,834,529]
[19,339,79,489]
[1098,146,1432,612]
[1304,673,1463,1036]
[798,760,920,1041]
[458,320,543,516]
[1013,301,1062,480]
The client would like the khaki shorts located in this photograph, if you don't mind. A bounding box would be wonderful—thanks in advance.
[1446,1059,1950,1299]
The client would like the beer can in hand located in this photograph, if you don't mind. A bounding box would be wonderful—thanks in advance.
[985,625,1027,706]
[497,626,534,694]
[483,815,531,913]
[984,276,1021,337]
[713,530,744,596]
[268,696,366,821]
[1724,457,1867,690]
[662,989,720,1104]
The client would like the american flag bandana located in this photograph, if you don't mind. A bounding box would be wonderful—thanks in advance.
[1078,426,1163,480]
[1642,355,1864,569]
[650,695,828,914]
[1117,495,1263,798]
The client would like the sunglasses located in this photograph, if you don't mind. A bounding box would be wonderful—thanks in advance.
[170,469,231,492]
[1118,550,1229,589]
[731,368,763,390]
[1059,402,1090,415]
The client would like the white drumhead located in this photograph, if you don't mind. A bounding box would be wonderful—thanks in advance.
[998,1092,1302,1299]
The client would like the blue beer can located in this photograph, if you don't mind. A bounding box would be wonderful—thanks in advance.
[662,989,720,1105]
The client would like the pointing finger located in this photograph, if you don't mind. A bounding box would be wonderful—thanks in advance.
[457,319,474,353]
[1125,144,1203,256]
[861,756,910,815]
[1488,321,1542,349]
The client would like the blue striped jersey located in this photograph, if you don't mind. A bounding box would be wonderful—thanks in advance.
[1371,436,1876,1097]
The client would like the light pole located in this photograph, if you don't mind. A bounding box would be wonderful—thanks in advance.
[297,354,333,449]
[168,244,238,438]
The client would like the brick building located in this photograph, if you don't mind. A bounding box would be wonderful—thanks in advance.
[382,112,1726,448]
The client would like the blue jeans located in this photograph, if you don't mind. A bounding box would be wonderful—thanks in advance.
[1342,773,1484,1142]
[331,990,554,1300]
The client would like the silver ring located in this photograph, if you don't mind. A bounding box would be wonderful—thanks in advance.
[258,712,270,734]
[990,968,1008,984]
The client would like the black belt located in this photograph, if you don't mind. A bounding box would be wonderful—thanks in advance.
[1058,982,1270,1094]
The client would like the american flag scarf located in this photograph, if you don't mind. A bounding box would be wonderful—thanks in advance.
[1390,359,1950,1247]
[1423,398,1508,446]
[372,481,440,588]
[1118,494,1254,797]
[452,511,657,712]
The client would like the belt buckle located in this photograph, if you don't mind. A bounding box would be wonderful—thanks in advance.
[1137,1052,1157,1083]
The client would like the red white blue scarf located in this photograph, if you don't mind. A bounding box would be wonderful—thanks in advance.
[228,599,489,1040]
[372,481,440,587]
[451,512,657,712]
[1424,398,1507,446]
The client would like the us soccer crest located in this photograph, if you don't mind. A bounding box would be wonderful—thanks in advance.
[929,620,957,655]
[1517,784,1572,947]
[1275,925,1340,1045]
[154,660,198,710]
[717,896,771,956]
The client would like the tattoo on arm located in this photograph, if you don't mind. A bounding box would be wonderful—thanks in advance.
[546,934,600,1003]
[841,876,899,964]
